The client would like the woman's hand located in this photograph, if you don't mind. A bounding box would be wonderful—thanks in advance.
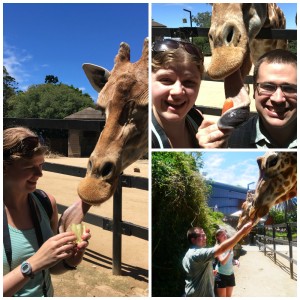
[196,116,233,148]
[28,232,77,273]
[64,228,91,267]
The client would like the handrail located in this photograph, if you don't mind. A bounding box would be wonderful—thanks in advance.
[256,223,297,279]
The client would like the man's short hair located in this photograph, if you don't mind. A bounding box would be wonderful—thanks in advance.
[187,227,203,245]
[253,49,297,85]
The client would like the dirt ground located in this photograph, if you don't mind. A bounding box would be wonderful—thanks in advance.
[37,157,149,297]
[233,245,297,297]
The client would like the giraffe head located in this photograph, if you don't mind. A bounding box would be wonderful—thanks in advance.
[207,3,286,80]
[77,38,148,205]
[237,152,297,230]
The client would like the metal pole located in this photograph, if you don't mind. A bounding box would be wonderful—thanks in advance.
[183,9,193,42]
[183,9,192,27]
[272,225,276,263]
[112,176,122,275]
[287,223,294,279]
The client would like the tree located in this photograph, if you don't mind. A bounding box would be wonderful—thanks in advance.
[45,75,59,84]
[192,11,212,55]
[6,83,95,119]
[192,11,212,28]
[3,66,19,117]
[152,152,218,296]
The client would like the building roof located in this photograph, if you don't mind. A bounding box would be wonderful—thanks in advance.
[208,181,248,193]
[152,19,167,28]
[64,107,105,120]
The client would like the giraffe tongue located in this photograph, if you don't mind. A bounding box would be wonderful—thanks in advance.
[218,105,250,130]
[217,66,251,130]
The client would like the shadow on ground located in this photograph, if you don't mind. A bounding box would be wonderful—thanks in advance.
[83,248,148,283]
[266,252,297,281]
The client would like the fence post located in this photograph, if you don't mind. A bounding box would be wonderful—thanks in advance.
[272,225,276,263]
[286,223,294,280]
[263,226,266,256]
[112,176,122,275]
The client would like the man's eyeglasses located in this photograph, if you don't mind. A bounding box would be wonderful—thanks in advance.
[4,136,39,159]
[256,82,297,97]
[192,233,206,239]
[152,39,204,62]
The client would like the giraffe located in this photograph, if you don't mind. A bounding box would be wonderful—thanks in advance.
[58,38,148,231]
[236,152,297,230]
[207,3,287,129]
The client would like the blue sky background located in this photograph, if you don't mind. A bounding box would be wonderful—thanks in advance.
[3,3,148,101]
[152,3,297,30]
[201,151,267,189]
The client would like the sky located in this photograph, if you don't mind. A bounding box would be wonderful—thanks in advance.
[201,151,267,190]
[2,2,297,102]
[152,3,297,30]
[3,3,148,101]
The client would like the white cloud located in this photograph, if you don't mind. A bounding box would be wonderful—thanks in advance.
[202,154,259,189]
[3,40,32,84]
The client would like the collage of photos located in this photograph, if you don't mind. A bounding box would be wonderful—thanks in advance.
[3,2,297,298]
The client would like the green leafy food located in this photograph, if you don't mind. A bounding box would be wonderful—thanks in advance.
[69,223,86,243]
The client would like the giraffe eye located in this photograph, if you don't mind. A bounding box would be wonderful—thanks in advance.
[267,156,278,168]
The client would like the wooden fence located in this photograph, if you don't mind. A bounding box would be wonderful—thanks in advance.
[256,222,297,280]
[43,162,148,275]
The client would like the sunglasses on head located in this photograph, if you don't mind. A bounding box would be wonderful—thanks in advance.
[152,39,204,62]
[4,136,39,159]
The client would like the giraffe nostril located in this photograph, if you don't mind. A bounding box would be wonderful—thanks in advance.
[88,159,92,171]
[226,27,234,44]
[101,162,114,177]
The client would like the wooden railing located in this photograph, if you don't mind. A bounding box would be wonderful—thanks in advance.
[256,222,297,280]
[43,162,148,275]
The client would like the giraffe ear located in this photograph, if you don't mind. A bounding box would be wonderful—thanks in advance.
[82,63,111,92]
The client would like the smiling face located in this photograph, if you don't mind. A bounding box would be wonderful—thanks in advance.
[254,62,297,129]
[152,63,201,125]
[4,154,44,194]
[191,228,207,248]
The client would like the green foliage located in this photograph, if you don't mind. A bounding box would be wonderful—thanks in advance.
[269,206,297,224]
[193,36,211,56]
[288,40,297,54]
[191,11,211,56]
[152,152,222,296]
[3,66,19,116]
[6,83,95,119]
[192,11,211,28]
[45,75,59,84]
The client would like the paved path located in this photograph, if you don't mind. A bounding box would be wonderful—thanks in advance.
[233,245,297,297]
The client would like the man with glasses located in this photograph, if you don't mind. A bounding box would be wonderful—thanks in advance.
[182,223,252,297]
[228,49,297,148]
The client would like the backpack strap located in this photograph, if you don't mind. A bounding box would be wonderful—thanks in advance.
[3,206,12,271]
[28,195,48,296]
[188,106,204,128]
[3,195,49,296]
[151,110,172,148]
[33,189,53,220]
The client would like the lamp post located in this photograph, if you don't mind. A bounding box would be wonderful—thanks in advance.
[247,181,255,190]
[183,9,192,27]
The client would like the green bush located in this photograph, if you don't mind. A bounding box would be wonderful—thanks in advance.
[152,152,222,296]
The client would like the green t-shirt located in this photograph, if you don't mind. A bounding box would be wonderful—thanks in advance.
[182,246,216,297]
[3,193,54,296]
